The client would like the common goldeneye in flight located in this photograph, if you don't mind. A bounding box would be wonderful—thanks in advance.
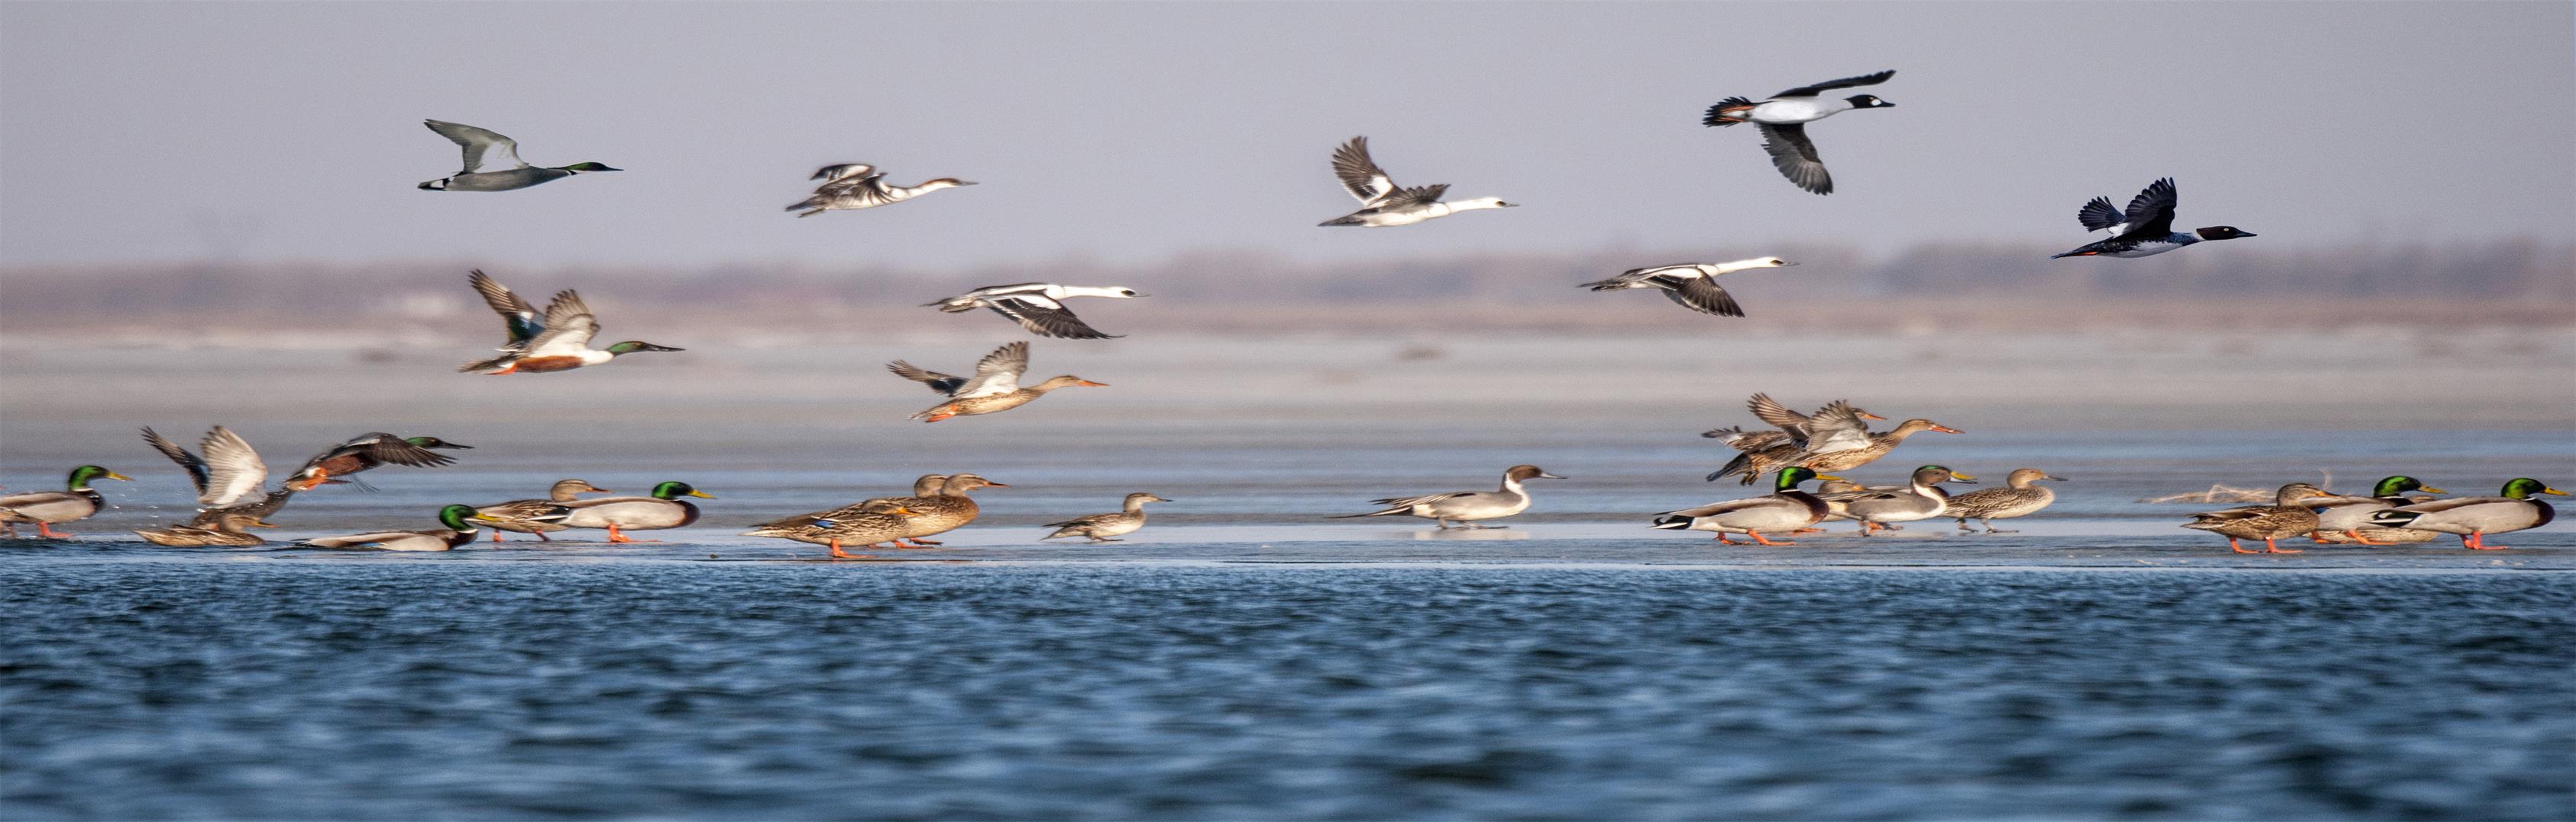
[2051,177,2255,258]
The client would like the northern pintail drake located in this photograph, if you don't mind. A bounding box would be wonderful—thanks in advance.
[1582,257,1796,317]
[141,426,306,525]
[1943,468,2064,533]
[2367,478,2565,550]
[286,432,470,492]
[1652,467,1839,545]
[1824,465,1977,535]
[924,283,1145,340]
[1,465,131,539]
[1701,70,1895,195]
[787,163,975,217]
[2051,178,2255,258]
[474,479,611,543]
[1333,465,1563,530]
[1317,136,1516,228]
[302,505,500,552]
[2309,475,2445,545]
[888,342,1105,422]
[135,512,279,547]
[1042,493,1170,543]
[743,500,921,559]
[461,270,683,374]
[417,120,618,192]
[558,481,713,543]
[2182,483,2337,553]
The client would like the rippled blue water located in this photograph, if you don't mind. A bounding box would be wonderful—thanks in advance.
[5,561,2569,820]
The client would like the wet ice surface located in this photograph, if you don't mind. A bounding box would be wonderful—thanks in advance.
[4,335,2573,818]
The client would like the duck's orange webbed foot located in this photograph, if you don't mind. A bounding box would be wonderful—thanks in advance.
[1748,531,1796,546]
[2264,539,2301,554]
[37,524,73,538]
[2229,538,2257,554]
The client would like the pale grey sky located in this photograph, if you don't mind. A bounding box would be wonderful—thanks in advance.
[2,2,2569,269]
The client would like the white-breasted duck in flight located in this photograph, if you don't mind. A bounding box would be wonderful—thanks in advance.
[1702,70,1896,195]
[1318,136,1516,228]
[787,163,976,217]
[922,283,1145,339]
[2051,177,2255,258]
[417,120,619,191]
[459,270,682,374]
[1579,257,1796,317]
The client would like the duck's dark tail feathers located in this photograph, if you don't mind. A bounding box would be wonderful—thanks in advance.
[1650,514,1695,530]
[1702,97,1756,127]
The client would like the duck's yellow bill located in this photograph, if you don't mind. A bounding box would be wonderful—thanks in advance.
[106,472,133,481]
[687,490,717,499]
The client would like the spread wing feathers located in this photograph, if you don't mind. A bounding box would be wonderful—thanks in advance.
[886,362,970,395]
[1747,393,1814,435]
[1702,425,1793,451]
[1757,123,1833,195]
[1330,136,1397,204]
[985,295,1119,340]
[468,270,542,345]
[423,119,526,173]
[2077,196,2126,233]
[1375,183,1450,209]
[1802,403,1875,454]
[1659,276,1744,317]
[952,342,1030,397]
[142,427,210,493]
[1774,70,1895,97]
[2121,177,2179,237]
[810,163,876,183]
[519,291,600,355]
[196,426,270,508]
[340,434,457,469]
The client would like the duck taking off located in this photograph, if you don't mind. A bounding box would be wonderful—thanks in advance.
[460,270,683,374]
[417,120,619,191]
[286,432,470,492]
[2051,178,2255,258]
[923,283,1145,339]
[1702,70,1895,195]
[787,163,975,217]
[1317,136,1516,228]
[1333,465,1564,530]
[887,342,1106,422]
[1581,257,1796,317]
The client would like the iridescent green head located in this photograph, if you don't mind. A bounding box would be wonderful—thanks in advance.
[1773,467,1841,491]
[651,481,715,500]
[436,503,492,530]
[2371,476,2441,497]
[557,161,621,173]
[67,465,132,489]
[2500,478,2569,499]
[605,341,684,355]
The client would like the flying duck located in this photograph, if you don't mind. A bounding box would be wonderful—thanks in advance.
[787,163,976,217]
[142,426,302,525]
[286,432,471,491]
[1580,257,1796,317]
[1332,465,1564,530]
[460,270,683,374]
[1317,136,1516,228]
[923,283,1145,339]
[887,342,1105,422]
[2051,178,2255,258]
[417,120,618,191]
[1701,70,1895,195]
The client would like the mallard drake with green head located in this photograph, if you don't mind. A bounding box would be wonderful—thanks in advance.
[473,479,608,543]
[135,513,279,547]
[742,500,921,559]
[417,119,619,191]
[460,271,684,374]
[1945,468,2064,534]
[2183,483,2338,553]
[2367,478,2565,550]
[2,465,132,539]
[301,505,500,551]
[1043,493,1172,543]
[1651,467,1840,545]
[2310,476,2445,545]
[558,481,713,543]
[888,342,1106,422]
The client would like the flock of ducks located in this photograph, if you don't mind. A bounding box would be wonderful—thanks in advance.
[0,76,2552,555]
